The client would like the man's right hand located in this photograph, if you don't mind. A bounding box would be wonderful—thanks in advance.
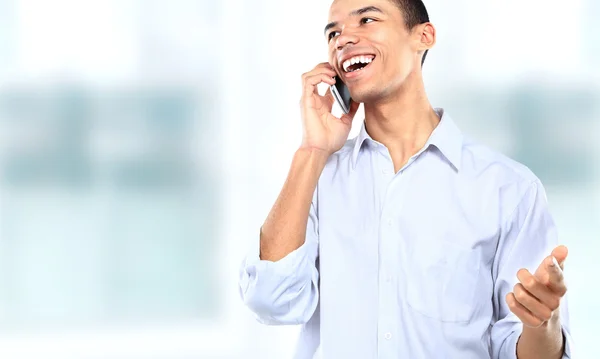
[299,62,359,155]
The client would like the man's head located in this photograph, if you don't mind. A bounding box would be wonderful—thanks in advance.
[325,0,435,103]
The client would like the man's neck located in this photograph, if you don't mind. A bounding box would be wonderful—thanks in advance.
[363,75,440,172]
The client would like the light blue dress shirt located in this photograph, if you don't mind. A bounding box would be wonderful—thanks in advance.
[239,109,573,358]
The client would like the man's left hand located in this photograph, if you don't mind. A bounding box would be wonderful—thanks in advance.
[505,245,568,328]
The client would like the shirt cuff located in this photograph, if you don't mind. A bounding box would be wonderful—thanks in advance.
[501,327,522,359]
[562,325,573,358]
[238,239,317,325]
[239,239,312,297]
[242,240,307,276]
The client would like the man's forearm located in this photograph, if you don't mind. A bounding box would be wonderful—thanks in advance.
[259,147,329,262]
[516,314,564,359]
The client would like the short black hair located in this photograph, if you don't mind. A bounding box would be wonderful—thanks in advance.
[390,0,430,66]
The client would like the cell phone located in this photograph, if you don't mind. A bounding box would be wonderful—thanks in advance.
[330,75,352,114]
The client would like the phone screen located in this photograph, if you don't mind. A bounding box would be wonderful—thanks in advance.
[331,76,352,114]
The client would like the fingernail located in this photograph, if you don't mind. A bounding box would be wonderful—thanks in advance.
[551,256,560,268]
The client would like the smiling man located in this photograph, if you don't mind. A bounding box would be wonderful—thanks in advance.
[239,0,573,358]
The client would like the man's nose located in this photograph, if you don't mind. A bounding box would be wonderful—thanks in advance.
[335,30,359,50]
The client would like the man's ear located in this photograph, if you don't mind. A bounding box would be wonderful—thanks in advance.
[416,22,436,51]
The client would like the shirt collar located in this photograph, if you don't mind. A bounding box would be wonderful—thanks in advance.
[351,119,372,169]
[351,108,463,171]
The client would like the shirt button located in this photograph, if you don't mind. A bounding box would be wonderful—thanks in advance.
[387,219,392,226]
[384,332,392,340]
[386,275,392,283]
[382,169,392,175]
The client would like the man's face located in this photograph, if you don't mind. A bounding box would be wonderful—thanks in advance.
[326,0,423,103]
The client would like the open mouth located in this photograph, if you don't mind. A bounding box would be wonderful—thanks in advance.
[342,55,375,73]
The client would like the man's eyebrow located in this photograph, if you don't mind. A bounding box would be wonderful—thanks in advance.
[324,21,338,35]
[324,6,384,35]
[350,6,384,17]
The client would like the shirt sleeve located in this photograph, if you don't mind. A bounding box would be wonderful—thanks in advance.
[490,180,573,359]
[238,192,320,325]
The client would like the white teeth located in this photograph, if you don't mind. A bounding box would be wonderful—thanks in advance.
[341,55,375,72]
[343,60,351,72]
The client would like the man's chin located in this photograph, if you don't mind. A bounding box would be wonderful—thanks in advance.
[350,90,383,105]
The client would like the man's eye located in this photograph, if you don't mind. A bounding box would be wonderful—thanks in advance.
[361,17,375,24]
[328,31,340,41]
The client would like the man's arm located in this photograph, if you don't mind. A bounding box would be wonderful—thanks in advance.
[238,147,325,324]
[239,62,359,325]
[490,180,573,359]
[508,246,568,359]
[260,147,328,262]
[260,61,358,261]
[516,315,565,359]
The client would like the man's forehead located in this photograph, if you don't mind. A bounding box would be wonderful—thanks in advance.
[329,0,389,17]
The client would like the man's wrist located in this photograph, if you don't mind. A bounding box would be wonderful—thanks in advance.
[518,315,564,359]
[297,145,332,158]
[523,320,559,336]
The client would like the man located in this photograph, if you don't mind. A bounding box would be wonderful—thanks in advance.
[238,0,573,357]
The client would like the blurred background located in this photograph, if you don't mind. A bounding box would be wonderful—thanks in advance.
[0,0,597,358]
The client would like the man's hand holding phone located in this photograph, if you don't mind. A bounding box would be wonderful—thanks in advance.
[299,62,359,155]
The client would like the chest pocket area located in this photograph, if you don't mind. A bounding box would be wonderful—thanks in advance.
[405,240,482,323]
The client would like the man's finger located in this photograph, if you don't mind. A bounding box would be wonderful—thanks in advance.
[324,87,334,105]
[535,252,567,297]
[534,255,567,296]
[546,256,567,296]
[318,62,335,70]
[301,66,337,83]
[304,74,336,87]
[517,268,561,311]
[551,245,568,270]
[506,292,544,328]
[303,74,336,97]
[512,283,553,322]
